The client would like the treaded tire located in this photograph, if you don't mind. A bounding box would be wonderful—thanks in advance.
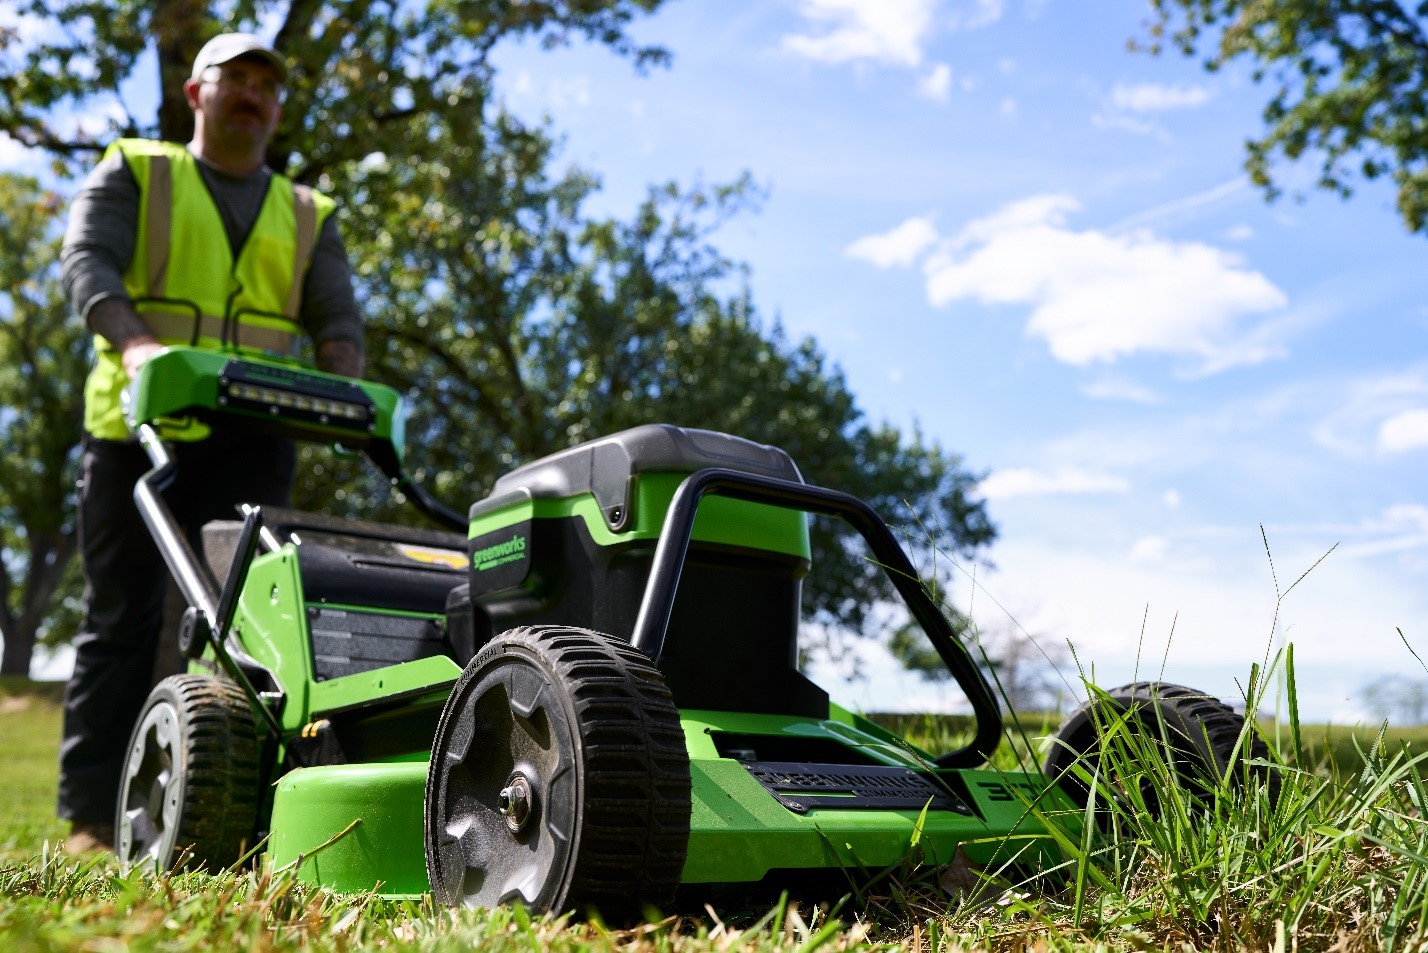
[115,673,261,872]
[1044,681,1274,816]
[425,625,691,919]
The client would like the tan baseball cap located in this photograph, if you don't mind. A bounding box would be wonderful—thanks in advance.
[190,33,288,83]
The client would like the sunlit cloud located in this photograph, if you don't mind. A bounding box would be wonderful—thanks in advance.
[919,193,1289,369]
[948,0,1005,30]
[782,0,937,67]
[1314,366,1428,457]
[844,215,938,267]
[1378,409,1428,453]
[1111,82,1212,112]
[1130,535,1169,562]
[978,467,1130,500]
[919,63,952,101]
[1081,377,1161,404]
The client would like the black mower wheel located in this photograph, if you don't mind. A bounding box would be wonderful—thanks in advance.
[115,674,260,872]
[1044,681,1274,818]
[425,625,691,918]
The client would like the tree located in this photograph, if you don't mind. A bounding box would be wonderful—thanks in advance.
[888,615,1070,713]
[0,174,87,676]
[1144,1,1428,233]
[299,110,996,628]
[1,1,670,181]
[0,0,997,672]
[1360,673,1428,725]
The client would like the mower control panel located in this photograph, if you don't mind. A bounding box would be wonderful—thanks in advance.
[123,346,404,453]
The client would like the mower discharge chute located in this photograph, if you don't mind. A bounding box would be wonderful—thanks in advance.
[114,347,1253,915]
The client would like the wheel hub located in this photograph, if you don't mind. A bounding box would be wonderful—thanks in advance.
[497,774,534,834]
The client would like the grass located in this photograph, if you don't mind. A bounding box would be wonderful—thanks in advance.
[4,663,1428,951]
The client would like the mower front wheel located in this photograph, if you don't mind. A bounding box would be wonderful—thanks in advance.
[115,673,261,872]
[424,625,691,918]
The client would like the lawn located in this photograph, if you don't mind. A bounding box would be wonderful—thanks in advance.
[3,673,1428,951]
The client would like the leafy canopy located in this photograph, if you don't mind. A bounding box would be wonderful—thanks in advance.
[0,0,997,671]
[1145,0,1428,233]
[0,173,86,675]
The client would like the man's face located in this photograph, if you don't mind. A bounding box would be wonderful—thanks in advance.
[185,55,283,151]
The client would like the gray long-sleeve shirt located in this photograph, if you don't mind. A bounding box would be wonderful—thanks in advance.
[61,145,363,351]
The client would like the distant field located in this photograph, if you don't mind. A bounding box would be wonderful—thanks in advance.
[870,709,1428,775]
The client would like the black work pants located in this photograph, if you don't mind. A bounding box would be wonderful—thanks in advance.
[57,426,296,823]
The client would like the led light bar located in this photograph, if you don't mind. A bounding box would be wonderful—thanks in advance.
[217,360,377,435]
[225,382,370,421]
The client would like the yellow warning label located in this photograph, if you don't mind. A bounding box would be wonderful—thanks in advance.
[396,545,468,570]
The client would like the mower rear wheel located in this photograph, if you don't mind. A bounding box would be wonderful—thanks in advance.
[1044,681,1273,819]
[425,625,691,917]
[115,674,260,872]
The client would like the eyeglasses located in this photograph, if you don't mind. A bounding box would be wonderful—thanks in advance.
[200,65,284,103]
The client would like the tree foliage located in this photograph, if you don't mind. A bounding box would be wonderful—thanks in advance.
[0,0,997,674]
[295,107,996,629]
[0,174,87,675]
[1145,0,1428,233]
[0,0,669,180]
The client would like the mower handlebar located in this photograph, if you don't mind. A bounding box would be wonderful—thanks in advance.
[628,467,1004,769]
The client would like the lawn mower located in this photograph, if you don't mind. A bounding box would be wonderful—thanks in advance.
[114,345,1257,915]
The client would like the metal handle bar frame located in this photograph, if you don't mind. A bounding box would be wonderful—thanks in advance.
[134,424,285,739]
[627,467,1003,769]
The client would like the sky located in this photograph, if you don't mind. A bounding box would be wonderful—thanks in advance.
[8,0,1428,724]
[483,0,1428,723]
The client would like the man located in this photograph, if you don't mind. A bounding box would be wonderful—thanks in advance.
[57,33,364,852]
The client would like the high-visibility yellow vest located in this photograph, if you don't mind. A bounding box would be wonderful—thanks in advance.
[83,138,336,439]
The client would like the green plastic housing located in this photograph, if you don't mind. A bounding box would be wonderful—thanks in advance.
[123,345,405,458]
[265,704,1072,897]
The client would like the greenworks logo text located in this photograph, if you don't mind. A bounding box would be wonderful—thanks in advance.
[473,534,527,571]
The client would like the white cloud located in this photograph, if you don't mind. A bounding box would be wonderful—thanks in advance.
[1081,377,1161,404]
[922,193,1289,368]
[919,63,952,102]
[845,215,938,268]
[1130,535,1169,562]
[506,71,591,110]
[999,96,1018,117]
[1092,111,1161,138]
[1378,409,1428,453]
[1109,178,1247,233]
[1111,82,1212,112]
[1163,489,1182,508]
[1314,366,1428,457]
[978,467,1130,500]
[548,76,592,110]
[1223,224,1255,242]
[948,0,1005,30]
[782,0,936,67]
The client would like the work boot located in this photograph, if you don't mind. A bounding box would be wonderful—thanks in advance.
[64,821,115,855]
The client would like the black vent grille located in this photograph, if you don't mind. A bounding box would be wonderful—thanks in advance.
[308,606,447,680]
[741,760,973,815]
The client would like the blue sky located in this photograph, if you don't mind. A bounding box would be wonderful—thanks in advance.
[6,1,1427,722]
[488,0,1428,721]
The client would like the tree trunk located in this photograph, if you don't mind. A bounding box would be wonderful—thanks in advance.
[0,530,78,677]
[0,618,37,677]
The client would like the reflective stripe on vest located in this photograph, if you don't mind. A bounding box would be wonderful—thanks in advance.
[82,139,335,439]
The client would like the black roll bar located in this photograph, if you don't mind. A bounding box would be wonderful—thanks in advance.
[627,467,1003,769]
